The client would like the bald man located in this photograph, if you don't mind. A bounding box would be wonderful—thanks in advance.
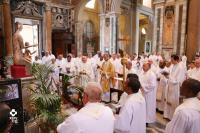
[57,82,114,133]
[139,62,157,124]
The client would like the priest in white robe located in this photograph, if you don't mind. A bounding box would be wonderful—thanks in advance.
[165,79,200,133]
[157,74,168,112]
[61,54,76,74]
[164,55,186,119]
[139,62,157,124]
[115,76,146,133]
[125,61,137,77]
[57,82,114,133]
[77,56,94,88]
[33,55,42,64]
[56,54,65,69]
[189,58,200,81]
[42,51,51,64]
[156,61,168,111]
[187,61,196,79]
[95,56,104,82]
[181,54,187,67]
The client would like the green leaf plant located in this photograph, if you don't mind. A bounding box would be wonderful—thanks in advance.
[29,63,63,132]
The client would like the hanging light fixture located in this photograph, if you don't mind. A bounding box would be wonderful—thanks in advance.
[141,28,146,35]
[85,0,96,9]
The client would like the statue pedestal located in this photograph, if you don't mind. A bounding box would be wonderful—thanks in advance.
[11,65,30,78]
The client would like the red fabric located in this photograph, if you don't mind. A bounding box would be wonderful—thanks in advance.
[11,65,27,78]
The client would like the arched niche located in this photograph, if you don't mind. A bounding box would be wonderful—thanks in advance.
[75,0,101,55]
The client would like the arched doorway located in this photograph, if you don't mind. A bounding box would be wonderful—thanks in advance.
[52,30,75,57]
[83,20,98,55]
[75,0,101,55]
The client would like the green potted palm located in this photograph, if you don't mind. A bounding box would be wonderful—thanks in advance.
[29,63,63,132]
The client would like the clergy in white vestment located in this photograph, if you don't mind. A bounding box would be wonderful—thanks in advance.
[110,53,122,75]
[115,76,146,133]
[181,54,187,67]
[42,51,51,64]
[148,59,159,76]
[93,51,102,61]
[164,55,186,119]
[125,61,137,78]
[61,54,76,74]
[187,61,196,79]
[56,54,65,70]
[132,56,143,75]
[188,58,200,81]
[33,55,42,64]
[49,51,56,60]
[49,58,60,91]
[139,62,157,124]
[156,61,168,112]
[165,79,200,133]
[77,56,94,88]
[57,82,114,133]
[169,55,186,84]
[118,74,140,106]
[95,56,104,82]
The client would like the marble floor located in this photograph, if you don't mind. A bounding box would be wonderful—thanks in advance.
[147,112,169,133]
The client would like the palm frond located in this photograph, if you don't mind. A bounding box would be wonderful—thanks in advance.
[28,63,62,128]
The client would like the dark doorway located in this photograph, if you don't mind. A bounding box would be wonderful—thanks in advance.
[52,30,75,58]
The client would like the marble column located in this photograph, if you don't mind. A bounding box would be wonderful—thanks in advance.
[153,6,164,53]
[99,14,105,52]
[180,1,188,55]
[75,21,83,56]
[109,13,118,53]
[45,4,52,52]
[3,0,12,56]
[135,10,139,54]
[173,4,179,53]
[100,12,119,53]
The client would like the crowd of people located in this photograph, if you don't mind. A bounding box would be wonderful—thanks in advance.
[1,51,199,133]
[31,51,200,133]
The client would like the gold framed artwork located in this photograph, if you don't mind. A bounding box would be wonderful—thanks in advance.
[144,41,152,54]
[163,5,175,47]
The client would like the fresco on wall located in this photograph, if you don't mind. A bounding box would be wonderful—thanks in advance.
[163,5,175,47]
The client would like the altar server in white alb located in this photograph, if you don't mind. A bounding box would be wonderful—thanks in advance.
[57,82,114,133]
[165,79,200,133]
[164,55,186,120]
[115,76,146,133]
[139,62,157,124]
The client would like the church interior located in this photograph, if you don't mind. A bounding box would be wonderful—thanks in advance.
[0,0,200,133]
